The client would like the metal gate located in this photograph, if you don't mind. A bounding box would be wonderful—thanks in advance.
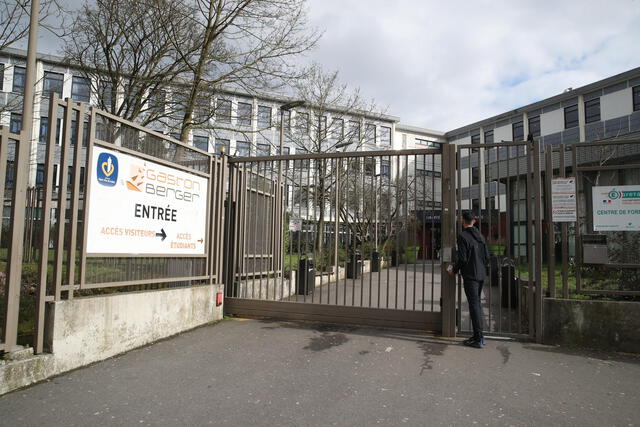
[452,141,543,340]
[223,149,446,332]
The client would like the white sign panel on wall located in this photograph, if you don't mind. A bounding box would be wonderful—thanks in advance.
[86,147,209,255]
[592,185,640,231]
[551,177,577,222]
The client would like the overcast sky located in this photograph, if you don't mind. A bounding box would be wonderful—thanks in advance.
[302,0,640,131]
[32,0,640,132]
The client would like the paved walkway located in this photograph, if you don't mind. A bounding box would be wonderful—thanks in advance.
[1,319,639,426]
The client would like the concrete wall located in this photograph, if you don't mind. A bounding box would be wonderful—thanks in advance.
[544,298,640,353]
[1,284,223,395]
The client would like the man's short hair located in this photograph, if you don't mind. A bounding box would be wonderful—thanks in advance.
[461,210,476,224]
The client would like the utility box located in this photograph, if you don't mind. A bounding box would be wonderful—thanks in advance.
[297,257,315,295]
[347,251,363,279]
[371,251,380,272]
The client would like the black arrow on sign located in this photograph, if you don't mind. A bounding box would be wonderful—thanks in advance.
[156,228,167,241]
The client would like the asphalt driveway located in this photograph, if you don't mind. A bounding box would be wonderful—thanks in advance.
[1,318,639,426]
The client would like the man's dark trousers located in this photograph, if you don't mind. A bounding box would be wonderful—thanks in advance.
[463,279,483,336]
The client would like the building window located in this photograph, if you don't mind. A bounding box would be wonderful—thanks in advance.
[43,71,64,98]
[512,121,524,141]
[216,99,231,123]
[214,138,230,154]
[584,98,600,123]
[0,64,3,91]
[484,129,494,144]
[470,133,480,153]
[634,86,640,111]
[296,112,309,135]
[36,163,45,187]
[528,115,540,137]
[237,102,252,127]
[12,66,25,93]
[471,167,480,185]
[564,104,579,129]
[257,105,272,128]
[235,141,250,156]
[5,161,15,188]
[193,135,209,152]
[39,117,49,143]
[10,113,22,133]
[317,115,327,140]
[331,118,344,140]
[380,160,390,177]
[348,120,361,145]
[282,110,291,131]
[71,76,91,102]
[256,143,270,156]
[365,123,376,146]
[379,126,391,146]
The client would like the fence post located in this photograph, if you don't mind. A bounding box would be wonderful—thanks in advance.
[441,143,457,337]
[545,146,556,298]
[533,140,544,343]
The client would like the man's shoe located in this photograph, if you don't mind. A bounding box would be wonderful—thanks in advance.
[462,336,477,345]
[463,339,483,349]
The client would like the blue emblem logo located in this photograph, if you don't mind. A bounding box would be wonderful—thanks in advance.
[97,152,118,187]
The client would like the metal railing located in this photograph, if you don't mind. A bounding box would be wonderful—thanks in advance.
[224,148,444,315]
[545,139,640,297]
[1,94,226,355]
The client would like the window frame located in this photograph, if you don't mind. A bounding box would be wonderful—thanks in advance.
[237,102,252,127]
[71,75,91,102]
[564,104,579,129]
[235,141,250,157]
[528,115,541,137]
[484,129,494,144]
[216,99,232,124]
[632,86,640,111]
[43,71,64,98]
[379,126,391,146]
[584,98,601,124]
[512,121,524,141]
[193,135,209,152]
[10,113,22,133]
[256,143,270,156]
[257,105,272,129]
[12,66,25,93]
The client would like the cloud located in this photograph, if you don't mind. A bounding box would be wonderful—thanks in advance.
[305,0,640,131]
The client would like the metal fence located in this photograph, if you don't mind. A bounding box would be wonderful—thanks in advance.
[224,148,445,331]
[544,139,640,297]
[454,141,542,340]
[1,94,226,354]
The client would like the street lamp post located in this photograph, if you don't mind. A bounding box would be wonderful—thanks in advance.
[277,100,304,278]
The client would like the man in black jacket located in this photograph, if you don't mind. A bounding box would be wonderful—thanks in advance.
[447,210,490,348]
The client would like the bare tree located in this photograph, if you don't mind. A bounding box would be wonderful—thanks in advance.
[64,0,320,142]
[1,0,68,115]
[63,0,197,127]
[284,65,386,262]
[175,0,321,141]
[0,0,67,52]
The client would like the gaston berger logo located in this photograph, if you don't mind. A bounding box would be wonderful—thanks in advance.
[126,164,146,192]
[96,152,118,187]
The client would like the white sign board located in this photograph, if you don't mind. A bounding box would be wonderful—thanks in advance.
[289,218,302,232]
[551,177,577,222]
[86,148,209,255]
[592,185,640,231]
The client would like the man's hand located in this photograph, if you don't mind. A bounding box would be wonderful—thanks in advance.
[447,264,455,277]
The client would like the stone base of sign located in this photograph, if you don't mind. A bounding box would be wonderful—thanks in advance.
[543,298,640,353]
[1,284,223,396]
